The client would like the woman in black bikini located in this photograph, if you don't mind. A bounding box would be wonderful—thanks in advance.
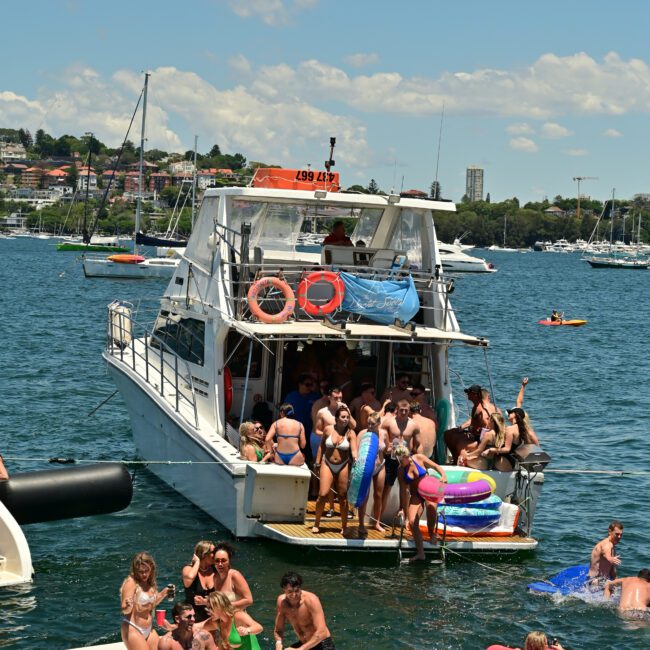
[312,405,358,536]
[182,540,217,622]
[394,445,447,562]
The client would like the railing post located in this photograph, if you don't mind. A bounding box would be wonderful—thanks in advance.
[145,330,149,382]
[174,356,179,412]
[130,315,136,371]
[159,344,164,396]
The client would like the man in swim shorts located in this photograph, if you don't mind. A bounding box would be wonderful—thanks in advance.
[589,520,623,585]
[604,569,650,614]
[443,384,493,463]
[274,571,335,650]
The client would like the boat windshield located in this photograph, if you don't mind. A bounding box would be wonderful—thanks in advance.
[228,199,383,251]
[389,207,429,270]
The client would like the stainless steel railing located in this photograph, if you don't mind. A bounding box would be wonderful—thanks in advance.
[105,301,199,429]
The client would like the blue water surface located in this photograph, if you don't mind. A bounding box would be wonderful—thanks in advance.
[0,240,648,649]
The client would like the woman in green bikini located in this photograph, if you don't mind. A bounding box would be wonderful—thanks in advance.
[200,591,263,650]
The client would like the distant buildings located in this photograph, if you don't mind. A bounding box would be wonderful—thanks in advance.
[465,166,484,202]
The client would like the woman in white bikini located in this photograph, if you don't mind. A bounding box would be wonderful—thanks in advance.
[312,405,358,536]
[120,551,174,650]
[212,542,254,612]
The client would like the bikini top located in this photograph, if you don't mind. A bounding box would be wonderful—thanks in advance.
[135,587,156,607]
[325,434,350,450]
[404,459,427,484]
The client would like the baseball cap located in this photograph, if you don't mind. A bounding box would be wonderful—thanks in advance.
[464,384,482,395]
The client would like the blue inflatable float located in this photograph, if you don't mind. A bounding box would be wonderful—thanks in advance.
[527,564,590,595]
[348,431,379,508]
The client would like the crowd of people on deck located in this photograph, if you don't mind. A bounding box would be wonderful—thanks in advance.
[120,547,335,650]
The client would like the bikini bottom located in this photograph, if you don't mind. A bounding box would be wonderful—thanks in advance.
[276,449,300,465]
[323,456,349,475]
[122,617,152,640]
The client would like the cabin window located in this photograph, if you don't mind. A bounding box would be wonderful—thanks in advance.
[226,332,263,378]
[389,208,427,270]
[151,316,205,366]
[350,208,383,245]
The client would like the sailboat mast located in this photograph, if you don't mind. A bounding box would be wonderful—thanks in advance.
[503,215,507,247]
[609,188,615,254]
[191,135,198,229]
[134,72,149,256]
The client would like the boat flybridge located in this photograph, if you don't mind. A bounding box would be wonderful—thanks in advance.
[103,171,545,554]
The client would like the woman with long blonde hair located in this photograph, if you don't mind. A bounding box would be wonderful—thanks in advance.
[199,591,263,649]
[460,412,506,470]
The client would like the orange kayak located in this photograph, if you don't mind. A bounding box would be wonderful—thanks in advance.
[537,319,587,327]
[106,254,146,264]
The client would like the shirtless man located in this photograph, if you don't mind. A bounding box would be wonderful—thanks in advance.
[349,383,381,432]
[381,373,411,404]
[274,571,335,650]
[380,399,420,516]
[589,520,623,584]
[410,402,437,459]
[604,569,650,614]
[159,603,216,650]
[409,384,438,422]
[443,384,494,463]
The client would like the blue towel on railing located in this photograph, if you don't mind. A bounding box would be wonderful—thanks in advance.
[339,271,420,325]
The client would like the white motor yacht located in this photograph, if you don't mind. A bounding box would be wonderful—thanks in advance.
[438,241,496,272]
[102,171,544,554]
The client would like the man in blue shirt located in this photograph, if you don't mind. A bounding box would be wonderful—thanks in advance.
[283,373,321,463]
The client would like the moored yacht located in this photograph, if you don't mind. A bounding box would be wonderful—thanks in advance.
[438,241,496,272]
[103,169,544,553]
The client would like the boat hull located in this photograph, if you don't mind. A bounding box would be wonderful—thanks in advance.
[83,257,179,278]
[537,319,587,327]
[58,243,130,253]
[0,500,33,587]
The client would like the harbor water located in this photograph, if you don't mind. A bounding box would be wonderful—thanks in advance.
[1,239,649,649]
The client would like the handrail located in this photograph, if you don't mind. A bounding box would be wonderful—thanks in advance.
[105,302,199,428]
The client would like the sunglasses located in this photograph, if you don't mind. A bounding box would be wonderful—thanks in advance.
[182,614,196,620]
[254,425,263,431]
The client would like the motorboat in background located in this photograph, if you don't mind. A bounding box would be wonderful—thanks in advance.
[438,240,496,272]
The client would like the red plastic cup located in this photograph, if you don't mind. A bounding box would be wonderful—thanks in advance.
[155,609,166,627]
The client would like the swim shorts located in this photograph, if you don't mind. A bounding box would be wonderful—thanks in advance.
[291,638,335,649]
[384,457,399,486]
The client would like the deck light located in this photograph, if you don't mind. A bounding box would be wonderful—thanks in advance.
[314,190,327,199]
[387,194,400,204]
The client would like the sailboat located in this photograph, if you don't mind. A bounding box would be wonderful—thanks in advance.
[583,190,649,269]
[82,73,180,279]
[487,215,518,251]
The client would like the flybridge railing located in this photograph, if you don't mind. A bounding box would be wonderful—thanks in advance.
[105,301,199,429]
[220,258,457,329]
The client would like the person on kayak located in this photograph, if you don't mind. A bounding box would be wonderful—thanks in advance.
[550,310,563,322]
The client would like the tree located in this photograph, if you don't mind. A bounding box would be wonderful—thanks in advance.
[18,128,33,149]
[66,165,79,189]
[34,129,55,156]
[209,144,221,157]
[367,179,380,194]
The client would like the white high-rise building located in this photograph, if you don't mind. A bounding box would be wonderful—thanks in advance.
[466,166,484,201]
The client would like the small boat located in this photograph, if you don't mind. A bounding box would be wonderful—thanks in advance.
[538,319,587,327]
[438,241,496,273]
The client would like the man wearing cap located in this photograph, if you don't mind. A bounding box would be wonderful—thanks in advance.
[443,384,493,464]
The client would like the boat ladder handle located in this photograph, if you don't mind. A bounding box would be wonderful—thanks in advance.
[392,511,406,565]
[437,511,448,562]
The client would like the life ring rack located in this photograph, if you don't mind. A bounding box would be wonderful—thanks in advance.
[296,271,345,316]
[246,275,296,324]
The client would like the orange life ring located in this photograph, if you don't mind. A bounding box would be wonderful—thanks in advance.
[224,366,233,413]
[297,271,345,316]
[247,276,296,324]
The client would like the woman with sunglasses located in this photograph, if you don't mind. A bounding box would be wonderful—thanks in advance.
[182,541,217,623]
[120,551,174,650]
[199,591,263,650]
[312,405,358,536]
[238,422,273,463]
[212,542,253,612]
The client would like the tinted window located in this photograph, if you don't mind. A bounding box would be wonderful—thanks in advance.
[152,317,205,366]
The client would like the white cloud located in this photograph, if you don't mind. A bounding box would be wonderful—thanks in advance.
[345,53,380,68]
[541,122,572,138]
[565,148,588,156]
[510,137,538,152]
[506,123,534,135]
[226,0,315,26]
[603,128,622,137]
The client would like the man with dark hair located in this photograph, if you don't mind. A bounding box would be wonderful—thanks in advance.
[381,373,412,404]
[605,569,650,613]
[275,572,335,650]
[159,603,216,650]
[589,520,624,584]
[322,220,352,246]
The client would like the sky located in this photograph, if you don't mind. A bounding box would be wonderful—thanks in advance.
[3,0,650,204]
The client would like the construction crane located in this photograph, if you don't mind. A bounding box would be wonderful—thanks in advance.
[572,176,598,220]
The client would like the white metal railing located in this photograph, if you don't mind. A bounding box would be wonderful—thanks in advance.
[105,301,199,428]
